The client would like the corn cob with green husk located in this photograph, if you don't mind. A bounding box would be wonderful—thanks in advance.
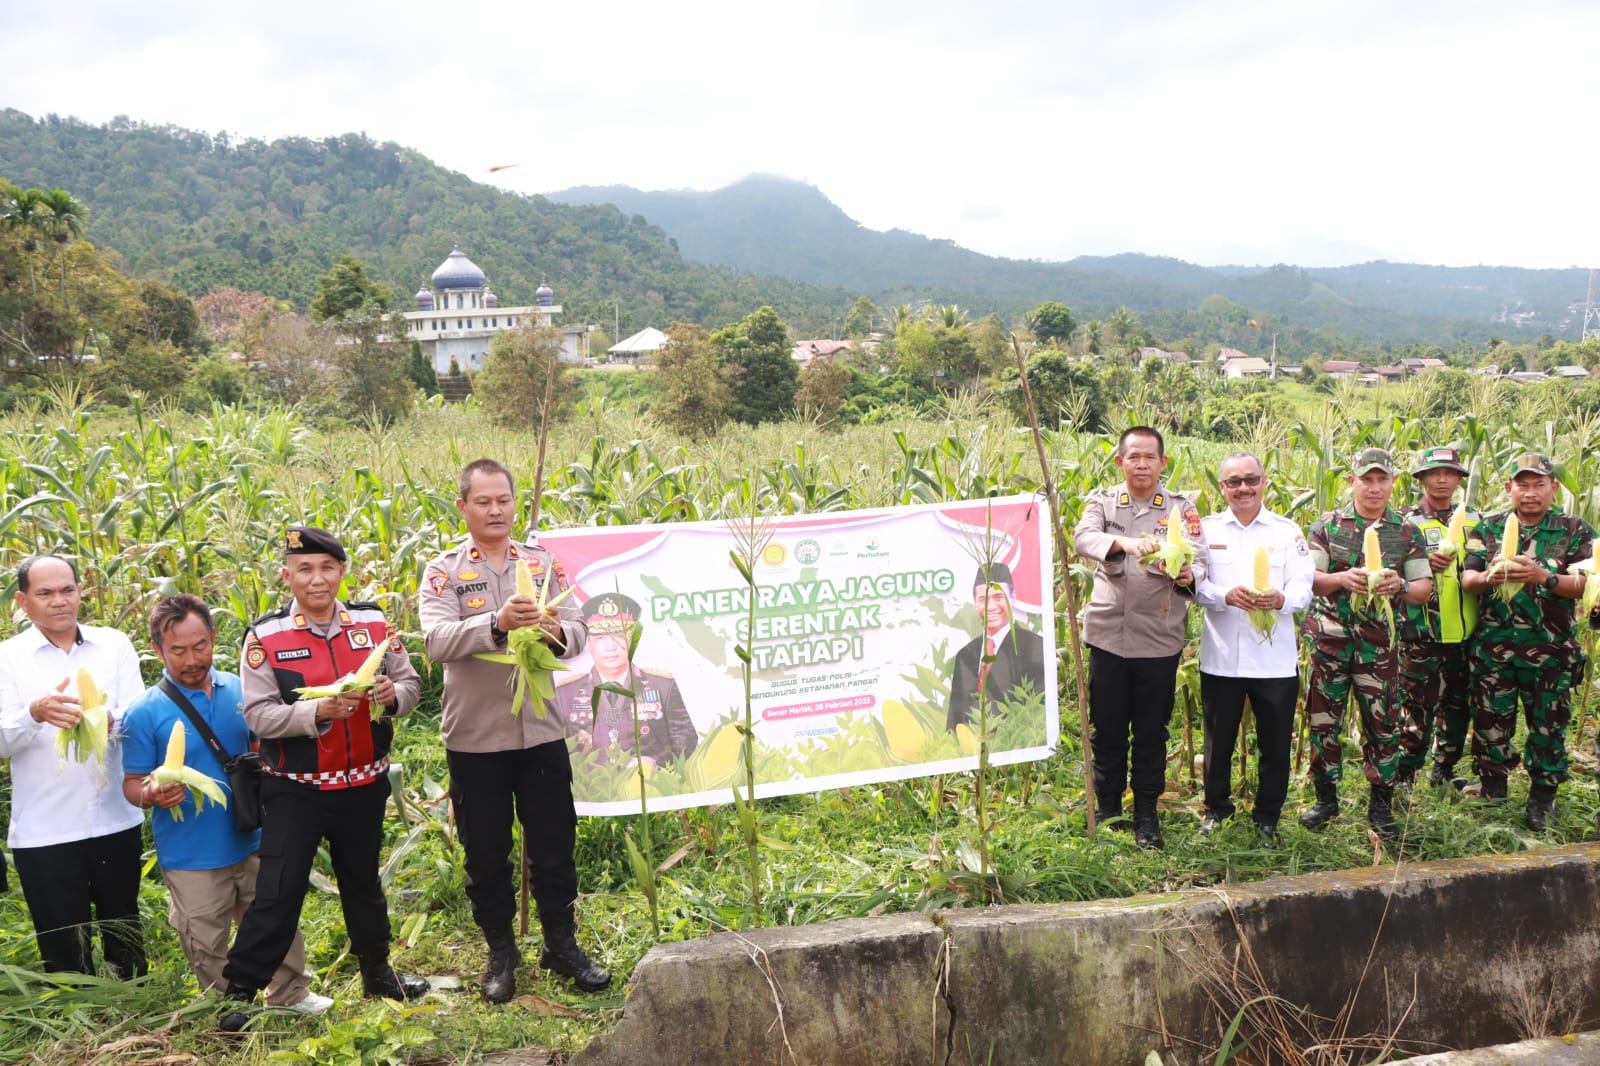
[1437,503,1470,561]
[294,640,389,698]
[145,720,228,821]
[1489,513,1524,603]
[473,557,575,717]
[1140,509,1196,578]
[56,669,111,763]
[1246,545,1278,643]
[1355,524,1396,645]
[1572,541,1600,615]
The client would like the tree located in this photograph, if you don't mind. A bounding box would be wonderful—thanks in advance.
[654,322,731,438]
[406,339,438,395]
[713,306,796,425]
[843,296,881,339]
[310,254,393,323]
[995,349,1108,430]
[1028,301,1077,345]
[475,323,574,429]
[795,355,850,423]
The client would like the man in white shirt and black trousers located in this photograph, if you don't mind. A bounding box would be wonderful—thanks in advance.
[1193,453,1316,846]
[0,554,147,977]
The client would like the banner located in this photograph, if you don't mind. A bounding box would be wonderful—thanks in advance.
[540,494,1058,815]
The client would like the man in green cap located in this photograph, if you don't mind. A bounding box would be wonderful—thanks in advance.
[1460,452,1595,830]
[1299,447,1433,838]
[1397,447,1479,791]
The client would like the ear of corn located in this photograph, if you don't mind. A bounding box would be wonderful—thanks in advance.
[955,722,980,756]
[1140,510,1196,578]
[1440,503,1469,558]
[1354,524,1396,646]
[55,671,110,764]
[881,699,925,761]
[294,637,390,697]
[516,557,536,598]
[697,722,744,787]
[1577,542,1600,615]
[146,720,229,821]
[1247,545,1278,643]
[1491,513,1525,603]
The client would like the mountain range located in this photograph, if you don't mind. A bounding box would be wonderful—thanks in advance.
[1,110,1589,352]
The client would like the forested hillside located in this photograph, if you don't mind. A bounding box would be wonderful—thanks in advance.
[0,111,850,336]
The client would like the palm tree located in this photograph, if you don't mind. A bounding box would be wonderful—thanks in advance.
[39,188,86,245]
[2,187,47,252]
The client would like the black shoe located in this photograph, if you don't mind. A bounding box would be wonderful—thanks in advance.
[362,965,429,1001]
[482,939,520,1004]
[1255,822,1280,849]
[1093,795,1125,831]
[1480,776,1508,800]
[1198,812,1229,837]
[1526,785,1557,831]
[1299,781,1340,831]
[218,984,257,1034]
[1132,796,1164,850]
[1429,765,1468,792]
[1368,785,1397,840]
[1393,767,1416,795]
[540,939,611,993]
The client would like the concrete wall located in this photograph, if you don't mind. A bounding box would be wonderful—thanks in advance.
[573,845,1600,1066]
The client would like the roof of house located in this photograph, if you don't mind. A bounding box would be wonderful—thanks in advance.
[608,326,668,354]
[1223,356,1273,373]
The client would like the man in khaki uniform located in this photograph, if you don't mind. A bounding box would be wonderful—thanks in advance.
[1072,426,1206,849]
[420,459,608,1004]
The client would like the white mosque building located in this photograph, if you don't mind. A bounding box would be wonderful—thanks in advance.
[400,246,591,374]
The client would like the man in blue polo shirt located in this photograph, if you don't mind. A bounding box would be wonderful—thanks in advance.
[121,594,331,1015]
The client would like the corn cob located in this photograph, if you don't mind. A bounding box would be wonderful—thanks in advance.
[470,562,577,716]
[1491,513,1524,602]
[881,699,925,761]
[1573,542,1600,615]
[145,720,228,821]
[1246,545,1278,643]
[1140,510,1196,578]
[1355,524,1396,645]
[955,722,980,756]
[294,641,389,698]
[516,557,537,598]
[55,668,110,763]
[696,722,744,787]
[1439,503,1469,559]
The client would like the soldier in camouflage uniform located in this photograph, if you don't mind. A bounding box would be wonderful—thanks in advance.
[1460,452,1594,830]
[1396,447,1480,791]
[1300,448,1433,838]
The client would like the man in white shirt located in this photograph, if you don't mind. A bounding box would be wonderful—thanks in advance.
[0,555,146,976]
[1193,454,1315,845]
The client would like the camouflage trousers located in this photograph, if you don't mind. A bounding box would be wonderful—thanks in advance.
[1470,639,1583,788]
[1306,636,1400,787]
[1397,640,1472,775]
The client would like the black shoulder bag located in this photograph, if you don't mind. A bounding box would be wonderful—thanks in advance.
[158,679,264,833]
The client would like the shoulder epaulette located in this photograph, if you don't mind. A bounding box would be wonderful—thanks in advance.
[249,605,292,629]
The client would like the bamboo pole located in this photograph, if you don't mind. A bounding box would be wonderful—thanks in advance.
[1010,334,1096,836]
[520,341,562,937]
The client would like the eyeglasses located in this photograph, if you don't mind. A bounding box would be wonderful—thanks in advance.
[1220,475,1263,489]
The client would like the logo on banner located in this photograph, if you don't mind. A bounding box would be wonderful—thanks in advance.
[795,539,821,565]
[761,542,787,567]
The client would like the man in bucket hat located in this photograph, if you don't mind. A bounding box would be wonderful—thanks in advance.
[1396,447,1480,792]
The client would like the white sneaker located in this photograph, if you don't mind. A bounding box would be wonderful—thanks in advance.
[285,991,334,1015]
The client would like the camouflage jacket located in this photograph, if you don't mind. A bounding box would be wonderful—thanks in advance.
[1399,500,1480,644]
[1463,508,1594,648]
[1303,504,1429,646]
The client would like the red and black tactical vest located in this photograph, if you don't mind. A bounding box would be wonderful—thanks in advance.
[248,602,393,789]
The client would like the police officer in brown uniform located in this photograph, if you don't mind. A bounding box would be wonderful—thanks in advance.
[555,593,699,766]
[419,459,608,1004]
[1072,426,1207,849]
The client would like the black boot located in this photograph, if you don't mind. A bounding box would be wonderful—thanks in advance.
[1526,784,1557,831]
[1094,792,1126,831]
[540,930,611,992]
[1299,780,1340,830]
[360,955,429,1001]
[218,983,258,1034]
[1368,784,1397,840]
[1132,794,1164,850]
[481,928,520,1004]
[1480,776,1508,800]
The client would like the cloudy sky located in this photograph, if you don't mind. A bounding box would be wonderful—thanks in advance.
[2,0,1595,269]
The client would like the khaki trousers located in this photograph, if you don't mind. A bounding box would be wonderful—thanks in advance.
[163,854,312,1006]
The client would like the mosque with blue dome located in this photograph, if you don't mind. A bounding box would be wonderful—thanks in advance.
[399,246,590,373]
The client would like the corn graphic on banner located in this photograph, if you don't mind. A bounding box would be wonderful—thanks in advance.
[539,495,1058,816]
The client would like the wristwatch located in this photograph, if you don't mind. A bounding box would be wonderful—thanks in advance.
[489,617,507,643]
[1543,572,1560,592]
[1398,578,1410,597]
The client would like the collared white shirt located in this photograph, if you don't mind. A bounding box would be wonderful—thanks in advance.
[0,623,145,848]
[1194,508,1315,679]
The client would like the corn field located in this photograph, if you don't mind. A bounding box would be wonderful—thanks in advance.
[4,375,1600,1064]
